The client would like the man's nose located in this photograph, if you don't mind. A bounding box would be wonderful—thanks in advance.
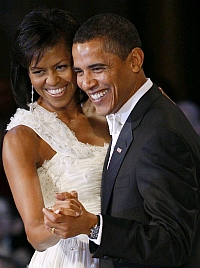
[81,75,97,91]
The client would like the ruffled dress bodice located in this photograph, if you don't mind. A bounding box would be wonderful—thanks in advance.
[7,102,108,268]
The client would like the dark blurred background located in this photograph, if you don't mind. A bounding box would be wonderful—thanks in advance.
[0,0,199,265]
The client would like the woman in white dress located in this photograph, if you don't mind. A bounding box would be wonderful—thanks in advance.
[2,8,110,268]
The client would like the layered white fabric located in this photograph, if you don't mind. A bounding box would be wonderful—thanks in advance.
[7,102,108,268]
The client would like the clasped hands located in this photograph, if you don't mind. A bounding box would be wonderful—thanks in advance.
[42,191,95,239]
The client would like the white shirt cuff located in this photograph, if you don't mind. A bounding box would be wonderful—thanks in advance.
[89,214,103,245]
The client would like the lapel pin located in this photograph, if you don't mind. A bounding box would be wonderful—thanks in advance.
[117,147,122,153]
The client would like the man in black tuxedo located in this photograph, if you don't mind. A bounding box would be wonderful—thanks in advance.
[43,13,200,267]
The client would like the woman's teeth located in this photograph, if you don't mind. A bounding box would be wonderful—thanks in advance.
[91,90,108,100]
[47,86,66,95]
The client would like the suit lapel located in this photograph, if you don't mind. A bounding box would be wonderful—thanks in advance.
[101,118,133,214]
[101,84,163,214]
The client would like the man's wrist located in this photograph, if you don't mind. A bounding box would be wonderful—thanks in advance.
[88,215,100,239]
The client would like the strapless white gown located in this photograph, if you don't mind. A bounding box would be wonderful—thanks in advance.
[7,102,108,268]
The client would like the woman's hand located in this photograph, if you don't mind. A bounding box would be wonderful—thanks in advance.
[49,191,82,217]
[42,191,97,239]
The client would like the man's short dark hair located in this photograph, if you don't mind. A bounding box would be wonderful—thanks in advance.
[73,13,142,60]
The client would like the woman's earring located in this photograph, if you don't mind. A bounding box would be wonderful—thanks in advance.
[30,85,34,112]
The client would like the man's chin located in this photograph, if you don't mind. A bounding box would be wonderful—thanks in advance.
[95,106,111,117]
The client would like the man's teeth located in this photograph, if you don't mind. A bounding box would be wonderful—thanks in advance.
[47,86,66,95]
[91,90,108,100]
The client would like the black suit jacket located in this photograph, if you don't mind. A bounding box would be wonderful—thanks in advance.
[90,84,200,267]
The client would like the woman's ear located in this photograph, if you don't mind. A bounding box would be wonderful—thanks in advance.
[129,47,144,73]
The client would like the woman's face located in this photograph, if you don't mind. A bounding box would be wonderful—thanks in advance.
[29,42,77,112]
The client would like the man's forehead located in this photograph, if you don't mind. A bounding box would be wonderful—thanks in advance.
[73,39,105,51]
[73,42,106,63]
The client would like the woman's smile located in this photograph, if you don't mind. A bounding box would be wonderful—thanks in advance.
[45,85,67,97]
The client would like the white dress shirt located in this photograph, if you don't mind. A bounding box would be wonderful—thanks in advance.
[90,78,153,245]
[106,78,153,167]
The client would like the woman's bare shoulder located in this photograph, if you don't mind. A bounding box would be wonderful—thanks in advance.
[3,125,40,159]
[4,125,38,144]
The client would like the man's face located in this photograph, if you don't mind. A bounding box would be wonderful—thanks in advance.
[72,39,138,116]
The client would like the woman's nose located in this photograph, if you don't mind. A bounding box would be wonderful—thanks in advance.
[46,71,59,85]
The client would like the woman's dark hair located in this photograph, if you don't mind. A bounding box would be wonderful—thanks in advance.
[11,7,86,109]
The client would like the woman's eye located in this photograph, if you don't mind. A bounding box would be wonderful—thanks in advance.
[57,65,67,71]
[32,70,45,75]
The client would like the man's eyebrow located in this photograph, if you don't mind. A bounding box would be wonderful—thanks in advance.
[88,63,106,68]
[73,63,106,70]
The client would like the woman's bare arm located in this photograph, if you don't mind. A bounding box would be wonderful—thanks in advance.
[2,125,60,251]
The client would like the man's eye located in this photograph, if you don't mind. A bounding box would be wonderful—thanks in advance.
[75,70,83,76]
[92,67,104,72]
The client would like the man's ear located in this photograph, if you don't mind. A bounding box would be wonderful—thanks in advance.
[129,47,144,73]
